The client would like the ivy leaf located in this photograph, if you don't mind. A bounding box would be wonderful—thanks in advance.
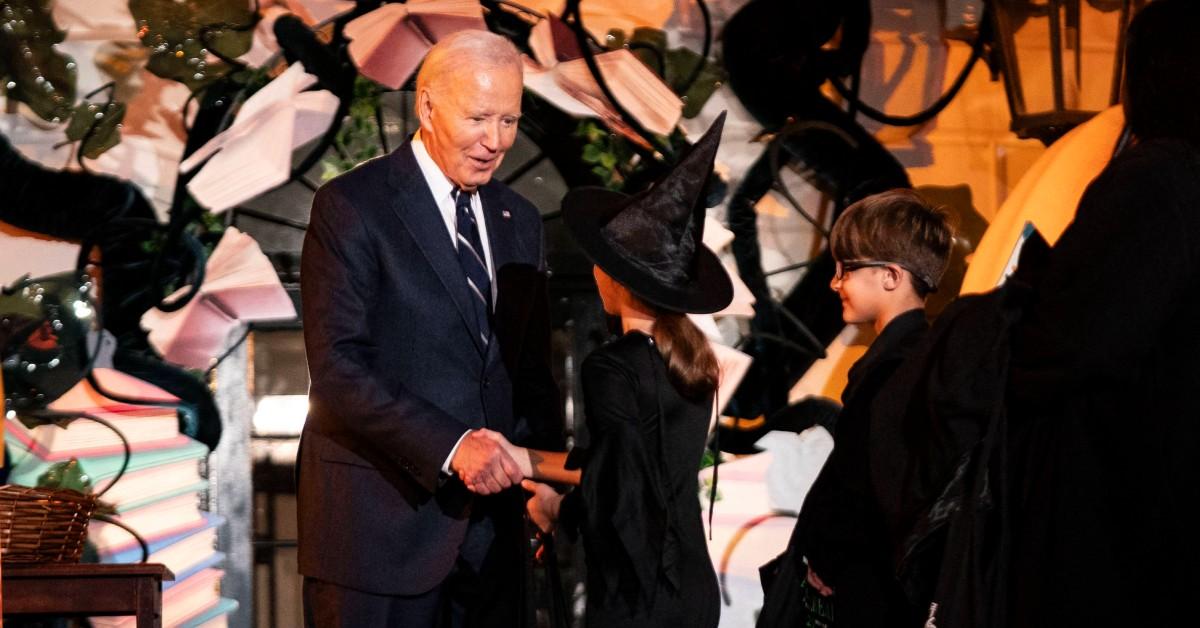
[129,0,255,91]
[64,99,126,159]
[0,0,77,122]
[581,142,603,164]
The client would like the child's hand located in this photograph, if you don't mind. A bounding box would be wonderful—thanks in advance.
[806,566,834,597]
[521,479,563,533]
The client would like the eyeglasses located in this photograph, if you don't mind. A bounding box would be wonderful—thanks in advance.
[833,259,938,292]
[833,260,894,281]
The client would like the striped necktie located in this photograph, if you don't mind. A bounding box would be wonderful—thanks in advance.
[452,188,491,345]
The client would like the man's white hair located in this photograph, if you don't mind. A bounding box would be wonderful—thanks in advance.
[416,30,522,98]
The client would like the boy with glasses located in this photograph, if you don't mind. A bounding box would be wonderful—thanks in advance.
[780,189,952,627]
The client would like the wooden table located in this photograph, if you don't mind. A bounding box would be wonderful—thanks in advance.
[1,563,174,627]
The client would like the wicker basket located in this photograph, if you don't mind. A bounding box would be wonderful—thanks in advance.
[0,484,97,564]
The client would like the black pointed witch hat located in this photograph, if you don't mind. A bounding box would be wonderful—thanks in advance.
[562,112,734,314]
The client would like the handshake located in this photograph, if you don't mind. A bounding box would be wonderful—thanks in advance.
[447,428,567,533]
[447,428,532,495]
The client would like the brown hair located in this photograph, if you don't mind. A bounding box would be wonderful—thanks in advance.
[830,189,953,296]
[651,312,720,402]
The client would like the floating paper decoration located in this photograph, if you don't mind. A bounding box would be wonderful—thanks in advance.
[141,227,296,370]
[522,16,682,139]
[179,62,338,213]
[282,0,354,26]
[344,0,486,89]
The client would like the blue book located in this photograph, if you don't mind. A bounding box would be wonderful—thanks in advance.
[101,512,225,568]
[164,551,226,590]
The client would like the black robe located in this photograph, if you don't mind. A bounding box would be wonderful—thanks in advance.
[1007,137,1200,627]
[791,309,928,628]
[565,332,720,628]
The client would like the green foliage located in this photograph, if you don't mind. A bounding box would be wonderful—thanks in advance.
[37,458,93,494]
[572,26,726,191]
[574,119,637,190]
[129,0,255,91]
[64,98,125,159]
[321,76,383,180]
[37,458,117,515]
[0,0,77,122]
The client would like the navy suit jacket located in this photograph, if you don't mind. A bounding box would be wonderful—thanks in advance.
[297,140,559,595]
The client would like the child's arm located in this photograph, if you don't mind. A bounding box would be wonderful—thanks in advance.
[518,448,581,486]
[478,430,581,486]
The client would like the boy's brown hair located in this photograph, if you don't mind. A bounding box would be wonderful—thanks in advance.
[830,189,953,296]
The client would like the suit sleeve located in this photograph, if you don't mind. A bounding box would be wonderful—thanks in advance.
[302,185,467,493]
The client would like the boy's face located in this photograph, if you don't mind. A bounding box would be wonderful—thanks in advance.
[830,260,895,325]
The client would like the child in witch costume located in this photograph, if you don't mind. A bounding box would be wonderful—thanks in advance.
[502,114,733,627]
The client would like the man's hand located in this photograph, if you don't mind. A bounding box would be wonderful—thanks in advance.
[449,429,524,494]
[521,479,562,534]
[474,429,532,477]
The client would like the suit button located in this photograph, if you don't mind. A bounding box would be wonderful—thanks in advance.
[482,377,490,388]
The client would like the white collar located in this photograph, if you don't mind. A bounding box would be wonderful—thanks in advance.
[411,131,459,203]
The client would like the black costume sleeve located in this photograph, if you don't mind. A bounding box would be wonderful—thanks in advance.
[573,351,676,606]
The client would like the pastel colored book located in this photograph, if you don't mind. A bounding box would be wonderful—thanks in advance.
[163,551,226,590]
[101,513,224,568]
[345,0,486,89]
[91,567,224,628]
[87,492,206,555]
[5,368,184,461]
[141,227,296,370]
[6,439,208,511]
[181,597,239,628]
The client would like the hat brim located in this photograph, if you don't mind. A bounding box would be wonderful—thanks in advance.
[562,187,734,315]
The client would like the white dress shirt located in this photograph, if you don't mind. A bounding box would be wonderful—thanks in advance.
[410,132,494,475]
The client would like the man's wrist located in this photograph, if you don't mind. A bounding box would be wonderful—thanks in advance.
[441,429,473,476]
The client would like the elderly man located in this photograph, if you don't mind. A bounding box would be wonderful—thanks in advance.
[298,31,560,627]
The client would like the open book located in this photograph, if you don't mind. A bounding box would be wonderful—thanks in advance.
[180,62,339,214]
[345,0,486,89]
[141,227,296,370]
[283,0,355,26]
[523,16,682,141]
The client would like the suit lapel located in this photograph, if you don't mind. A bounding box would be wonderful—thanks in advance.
[387,143,486,355]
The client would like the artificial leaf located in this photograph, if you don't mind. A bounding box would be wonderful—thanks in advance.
[64,99,126,159]
[129,0,256,91]
[0,0,77,122]
[36,458,94,494]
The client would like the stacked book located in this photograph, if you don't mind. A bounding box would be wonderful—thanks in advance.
[4,367,238,627]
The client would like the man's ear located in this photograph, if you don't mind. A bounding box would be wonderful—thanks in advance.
[416,87,434,131]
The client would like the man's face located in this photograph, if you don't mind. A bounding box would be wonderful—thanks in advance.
[419,64,523,192]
